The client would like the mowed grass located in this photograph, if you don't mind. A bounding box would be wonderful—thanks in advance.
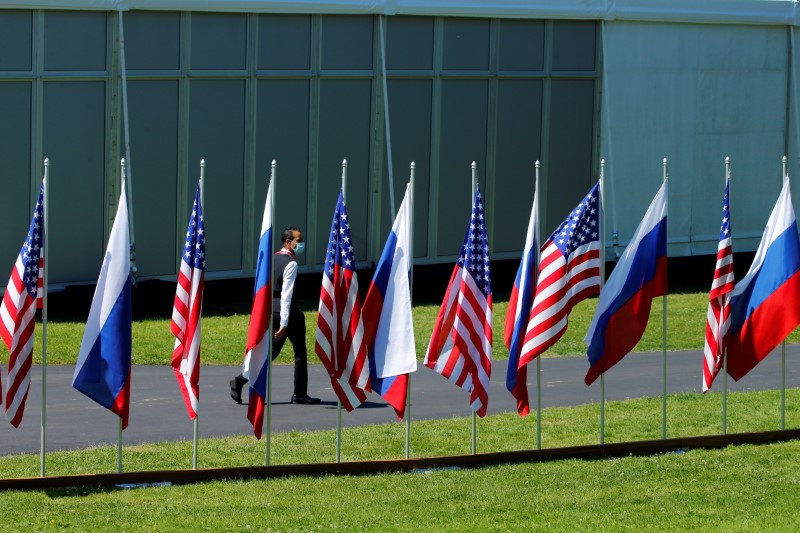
[1,389,800,531]
[9,292,800,530]
[33,292,800,366]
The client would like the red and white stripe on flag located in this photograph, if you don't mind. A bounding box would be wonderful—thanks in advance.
[703,177,733,392]
[315,192,370,411]
[424,186,492,417]
[171,182,205,420]
[0,181,45,427]
[518,183,601,368]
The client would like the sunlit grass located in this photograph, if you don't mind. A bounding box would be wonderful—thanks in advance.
[2,388,798,476]
[1,389,799,531]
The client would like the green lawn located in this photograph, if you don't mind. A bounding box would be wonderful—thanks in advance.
[34,292,800,366]
[9,293,800,530]
[1,389,799,531]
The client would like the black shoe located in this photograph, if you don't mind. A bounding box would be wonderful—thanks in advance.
[230,376,247,405]
[291,394,321,405]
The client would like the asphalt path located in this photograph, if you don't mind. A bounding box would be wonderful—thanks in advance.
[2,347,799,456]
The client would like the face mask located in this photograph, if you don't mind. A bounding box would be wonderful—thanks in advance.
[293,242,305,255]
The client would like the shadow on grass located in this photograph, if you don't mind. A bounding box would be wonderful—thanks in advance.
[321,401,389,410]
[44,485,119,499]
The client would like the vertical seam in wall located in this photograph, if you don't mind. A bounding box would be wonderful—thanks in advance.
[369,14,385,266]
[785,25,793,167]
[307,14,322,269]
[540,19,553,231]
[177,11,192,278]
[593,20,602,186]
[108,11,119,243]
[243,12,259,275]
[485,17,499,251]
[32,10,43,215]
[428,16,443,261]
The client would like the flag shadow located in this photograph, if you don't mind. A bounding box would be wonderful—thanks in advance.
[321,400,389,410]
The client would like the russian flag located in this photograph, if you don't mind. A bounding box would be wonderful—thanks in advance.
[726,177,800,381]
[584,179,668,386]
[504,190,538,416]
[72,182,133,429]
[244,180,273,439]
[363,182,416,419]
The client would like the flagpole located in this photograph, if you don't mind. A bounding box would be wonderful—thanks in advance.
[722,156,730,436]
[192,160,205,470]
[405,162,415,460]
[266,160,276,466]
[661,159,668,440]
[471,161,477,455]
[40,158,49,477]
[781,155,788,431]
[118,157,127,475]
[782,338,786,430]
[534,161,542,451]
[599,159,606,446]
[722,349,728,435]
[336,159,347,464]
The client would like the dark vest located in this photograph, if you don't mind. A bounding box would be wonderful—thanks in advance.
[273,251,299,313]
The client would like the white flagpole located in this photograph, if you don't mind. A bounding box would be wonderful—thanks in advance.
[599,159,606,445]
[781,155,788,431]
[662,158,668,440]
[471,161,477,455]
[117,418,123,473]
[118,157,128,474]
[534,161,542,450]
[266,160,276,466]
[336,159,347,464]
[722,350,728,435]
[40,158,49,477]
[722,157,730,436]
[405,162,415,459]
[379,16,396,217]
[193,160,205,470]
[117,8,137,281]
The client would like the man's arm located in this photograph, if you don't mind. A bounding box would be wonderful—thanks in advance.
[274,260,298,340]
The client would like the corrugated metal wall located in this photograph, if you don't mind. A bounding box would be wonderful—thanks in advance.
[0,10,599,288]
[601,21,794,258]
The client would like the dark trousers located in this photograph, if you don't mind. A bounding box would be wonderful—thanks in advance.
[234,309,308,397]
[272,309,308,397]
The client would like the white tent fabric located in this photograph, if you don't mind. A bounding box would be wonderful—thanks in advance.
[3,0,800,27]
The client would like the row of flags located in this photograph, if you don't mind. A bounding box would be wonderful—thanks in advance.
[2,165,800,433]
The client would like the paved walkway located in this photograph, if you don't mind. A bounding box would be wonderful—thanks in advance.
[1,347,798,456]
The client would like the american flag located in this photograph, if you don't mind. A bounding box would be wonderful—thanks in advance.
[315,192,370,411]
[0,181,45,428]
[702,176,733,392]
[424,186,492,417]
[171,182,205,419]
[518,183,601,368]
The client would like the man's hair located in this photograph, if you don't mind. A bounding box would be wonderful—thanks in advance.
[281,227,300,244]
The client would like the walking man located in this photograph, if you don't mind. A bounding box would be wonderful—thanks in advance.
[230,227,321,405]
